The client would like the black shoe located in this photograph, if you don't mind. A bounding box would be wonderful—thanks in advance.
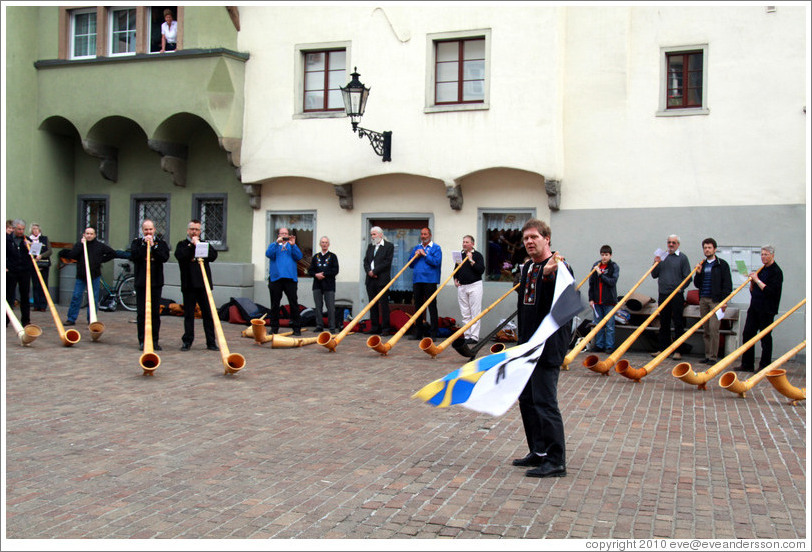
[512,452,546,467]
[314,327,324,333]
[526,463,567,478]
[592,346,605,353]
[408,334,422,341]
[381,329,393,336]
[139,342,144,350]
[154,344,162,351]
[292,329,302,337]
[271,328,279,335]
[207,344,220,351]
[604,348,613,354]
[734,365,754,372]
[700,358,712,364]
[181,344,191,351]
[64,320,75,326]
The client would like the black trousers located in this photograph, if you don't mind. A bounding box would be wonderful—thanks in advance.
[366,279,390,331]
[6,269,31,326]
[657,292,685,352]
[268,278,300,330]
[182,288,216,347]
[135,286,161,344]
[31,265,50,310]
[413,282,438,338]
[740,307,776,370]
[518,359,565,465]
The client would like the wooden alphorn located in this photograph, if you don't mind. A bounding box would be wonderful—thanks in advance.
[199,259,245,374]
[5,300,42,346]
[139,238,161,375]
[82,239,105,341]
[26,241,80,346]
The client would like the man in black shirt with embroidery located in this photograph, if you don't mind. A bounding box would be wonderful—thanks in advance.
[511,218,572,478]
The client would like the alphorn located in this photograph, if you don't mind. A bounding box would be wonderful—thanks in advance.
[583,265,699,375]
[248,320,295,344]
[617,268,763,382]
[368,257,469,355]
[82,239,105,341]
[5,300,42,346]
[139,238,161,375]
[26,241,80,346]
[199,259,245,374]
[766,366,806,406]
[671,298,806,389]
[576,266,599,293]
[249,319,319,348]
[561,261,660,369]
[420,282,519,359]
[720,340,806,399]
[319,251,421,352]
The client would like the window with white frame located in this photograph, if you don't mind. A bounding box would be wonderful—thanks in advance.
[658,45,709,116]
[70,8,97,59]
[109,7,137,56]
[480,210,533,282]
[267,212,316,278]
[193,194,227,250]
[304,49,347,112]
[426,30,490,112]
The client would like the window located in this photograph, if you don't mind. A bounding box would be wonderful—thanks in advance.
[149,6,179,54]
[435,38,485,104]
[658,45,709,116]
[303,49,347,112]
[267,212,316,278]
[193,194,227,250]
[70,8,97,60]
[425,30,490,113]
[109,7,137,56]
[479,210,533,282]
[131,195,170,243]
[78,195,109,243]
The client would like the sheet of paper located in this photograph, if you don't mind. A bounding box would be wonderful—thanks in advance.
[195,242,210,258]
[735,260,749,275]
[654,248,667,259]
[29,241,42,256]
[452,250,463,263]
[716,309,725,320]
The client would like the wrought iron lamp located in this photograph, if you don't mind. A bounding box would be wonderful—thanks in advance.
[340,68,392,162]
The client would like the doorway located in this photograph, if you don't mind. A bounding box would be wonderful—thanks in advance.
[368,217,430,308]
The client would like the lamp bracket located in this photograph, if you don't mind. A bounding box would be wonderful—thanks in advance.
[355,127,392,162]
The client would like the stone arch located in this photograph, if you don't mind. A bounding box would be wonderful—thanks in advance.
[83,116,149,182]
[455,167,560,211]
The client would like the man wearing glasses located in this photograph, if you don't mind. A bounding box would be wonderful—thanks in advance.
[651,234,691,360]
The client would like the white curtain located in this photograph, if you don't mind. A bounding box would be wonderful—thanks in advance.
[273,213,315,232]
[483,212,530,231]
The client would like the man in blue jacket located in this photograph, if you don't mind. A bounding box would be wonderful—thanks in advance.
[266,227,303,336]
[409,227,442,340]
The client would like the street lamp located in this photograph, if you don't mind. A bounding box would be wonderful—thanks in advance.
[340,67,392,162]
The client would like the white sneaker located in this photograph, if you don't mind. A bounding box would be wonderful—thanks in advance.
[672,352,682,360]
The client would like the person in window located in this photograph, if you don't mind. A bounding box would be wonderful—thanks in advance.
[160,9,178,53]
[59,227,117,327]
[266,227,303,336]
[454,235,485,345]
[308,236,340,333]
[28,223,52,312]
[588,245,620,354]
[363,227,394,336]
[130,220,170,351]
[174,219,219,352]
[408,227,443,340]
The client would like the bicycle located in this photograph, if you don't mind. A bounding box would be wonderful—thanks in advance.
[75,259,137,312]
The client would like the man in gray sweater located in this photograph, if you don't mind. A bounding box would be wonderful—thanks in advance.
[651,234,691,359]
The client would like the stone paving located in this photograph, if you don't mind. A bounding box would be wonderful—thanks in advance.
[4,307,808,540]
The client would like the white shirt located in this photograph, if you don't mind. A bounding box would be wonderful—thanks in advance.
[162,20,178,43]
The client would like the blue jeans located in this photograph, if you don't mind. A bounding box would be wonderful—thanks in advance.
[66,277,100,323]
[593,303,615,349]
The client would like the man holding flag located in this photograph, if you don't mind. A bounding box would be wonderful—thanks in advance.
[511,218,572,478]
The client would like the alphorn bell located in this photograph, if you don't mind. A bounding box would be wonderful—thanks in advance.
[139,238,161,375]
[561,261,660,369]
[671,298,806,389]
[198,259,245,374]
[583,265,699,375]
[82,239,105,341]
[765,366,806,406]
[319,251,421,352]
[368,257,469,356]
[5,300,42,346]
[420,282,519,359]
[26,241,80,346]
[616,268,763,382]
[720,341,806,399]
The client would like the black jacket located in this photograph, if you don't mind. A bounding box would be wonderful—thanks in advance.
[174,239,218,291]
[6,233,32,273]
[130,237,170,288]
[588,260,620,305]
[308,251,339,292]
[454,250,485,285]
[693,258,733,303]
[363,240,394,284]
[749,262,783,316]
[59,239,117,283]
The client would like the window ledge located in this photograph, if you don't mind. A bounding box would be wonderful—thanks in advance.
[293,112,346,121]
[424,103,489,114]
[656,107,710,117]
[35,48,249,69]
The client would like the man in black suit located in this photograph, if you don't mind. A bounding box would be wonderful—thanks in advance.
[363,226,395,335]
[174,219,219,352]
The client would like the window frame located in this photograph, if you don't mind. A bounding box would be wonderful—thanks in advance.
[425,29,491,114]
[657,44,709,117]
[294,41,352,120]
[130,193,171,244]
[69,7,98,60]
[265,210,317,279]
[77,194,110,244]
[477,208,536,284]
[108,6,138,57]
[302,49,347,113]
[433,38,486,106]
[192,193,228,251]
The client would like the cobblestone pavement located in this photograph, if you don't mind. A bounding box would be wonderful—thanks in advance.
[4,308,807,541]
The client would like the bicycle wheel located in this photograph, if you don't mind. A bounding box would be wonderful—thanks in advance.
[117,276,137,312]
